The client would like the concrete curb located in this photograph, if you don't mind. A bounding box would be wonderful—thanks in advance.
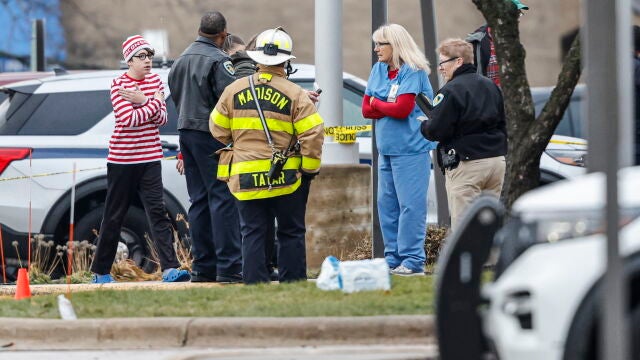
[0,315,434,350]
[0,281,225,296]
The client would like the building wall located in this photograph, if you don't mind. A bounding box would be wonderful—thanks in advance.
[60,0,580,86]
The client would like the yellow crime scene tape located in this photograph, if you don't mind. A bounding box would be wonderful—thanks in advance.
[0,166,106,182]
[323,125,372,144]
[548,139,587,146]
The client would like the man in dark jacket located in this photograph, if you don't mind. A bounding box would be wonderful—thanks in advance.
[168,11,242,283]
[420,38,507,229]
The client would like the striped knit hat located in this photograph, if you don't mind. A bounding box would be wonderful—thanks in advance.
[122,35,153,62]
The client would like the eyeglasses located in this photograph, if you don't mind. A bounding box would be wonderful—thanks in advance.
[132,53,154,61]
[438,57,459,67]
[374,42,391,48]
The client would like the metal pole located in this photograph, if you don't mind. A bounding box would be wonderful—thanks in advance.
[370,0,387,258]
[31,19,45,72]
[419,0,450,228]
[316,0,358,164]
[583,0,632,359]
[315,0,343,131]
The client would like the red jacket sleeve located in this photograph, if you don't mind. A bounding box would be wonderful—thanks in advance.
[370,93,416,119]
[361,95,386,119]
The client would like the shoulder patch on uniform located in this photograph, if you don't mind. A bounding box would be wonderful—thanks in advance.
[433,93,445,107]
[223,61,235,76]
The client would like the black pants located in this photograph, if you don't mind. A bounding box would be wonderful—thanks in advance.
[236,178,311,284]
[179,129,242,277]
[90,161,180,275]
[265,216,277,274]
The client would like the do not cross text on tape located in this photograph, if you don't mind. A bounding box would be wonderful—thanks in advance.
[323,125,372,144]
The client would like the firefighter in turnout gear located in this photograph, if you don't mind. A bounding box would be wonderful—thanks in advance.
[210,27,324,284]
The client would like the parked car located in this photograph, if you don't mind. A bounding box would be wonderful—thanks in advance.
[436,166,640,360]
[0,69,188,277]
[533,84,588,184]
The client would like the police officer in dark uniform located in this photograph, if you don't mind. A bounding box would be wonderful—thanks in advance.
[168,11,242,283]
[420,38,507,229]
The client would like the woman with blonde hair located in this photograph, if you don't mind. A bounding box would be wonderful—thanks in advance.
[362,23,436,276]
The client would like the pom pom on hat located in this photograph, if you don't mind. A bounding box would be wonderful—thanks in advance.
[122,35,153,62]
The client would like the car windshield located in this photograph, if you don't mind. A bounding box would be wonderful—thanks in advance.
[0,90,112,135]
[533,88,584,139]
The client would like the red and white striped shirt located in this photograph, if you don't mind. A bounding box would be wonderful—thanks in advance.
[107,72,167,164]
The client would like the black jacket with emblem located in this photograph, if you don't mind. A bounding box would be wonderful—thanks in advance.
[210,65,324,201]
[230,50,257,78]
[420,63,507,161]
[169,36,237,133]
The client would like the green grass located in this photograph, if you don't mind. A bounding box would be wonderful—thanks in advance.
[0,277,434,318]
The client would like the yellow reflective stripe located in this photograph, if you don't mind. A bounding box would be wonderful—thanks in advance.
[233,179,301,201]
[211,109,230,129]
[295,113,323,134]
[217,164,230,178]
[549,139,587,146]
[231,117,295,134]
[302,156,321,171]
[230,157,301,176]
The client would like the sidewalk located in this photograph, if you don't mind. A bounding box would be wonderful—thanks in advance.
[0,282,435,350]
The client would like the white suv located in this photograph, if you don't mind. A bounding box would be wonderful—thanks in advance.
[435,167,640,359]
[0,69,188,276]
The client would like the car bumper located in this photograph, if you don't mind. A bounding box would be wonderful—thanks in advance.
[482,236,604,360]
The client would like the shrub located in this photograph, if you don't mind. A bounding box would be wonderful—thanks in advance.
[343,225,449,267]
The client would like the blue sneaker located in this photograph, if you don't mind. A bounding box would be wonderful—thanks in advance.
[162,268,191,282]
[91,273,115,284]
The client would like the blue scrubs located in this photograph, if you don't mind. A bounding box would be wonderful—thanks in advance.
[365,62,436,272]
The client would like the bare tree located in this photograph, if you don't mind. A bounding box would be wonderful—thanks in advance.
[472,0,582,209]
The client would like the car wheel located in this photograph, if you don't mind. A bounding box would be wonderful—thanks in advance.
[564,275,640,360]
[562,291,598,360]
[74,206,155,273]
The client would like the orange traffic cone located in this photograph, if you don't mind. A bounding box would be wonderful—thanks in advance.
[14,268,31,300]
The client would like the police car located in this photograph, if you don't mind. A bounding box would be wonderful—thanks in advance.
[0,69,188,276]
[436,167,640,359]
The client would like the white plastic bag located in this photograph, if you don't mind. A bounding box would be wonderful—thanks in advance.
[316,255,342,291]
[57,294,77,320]
[316,256,391,293]
[339,258,391,293]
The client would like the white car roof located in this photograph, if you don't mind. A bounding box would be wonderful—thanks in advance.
[514,166,640,214]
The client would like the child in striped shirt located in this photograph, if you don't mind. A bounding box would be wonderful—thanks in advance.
[90,35,190,283]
